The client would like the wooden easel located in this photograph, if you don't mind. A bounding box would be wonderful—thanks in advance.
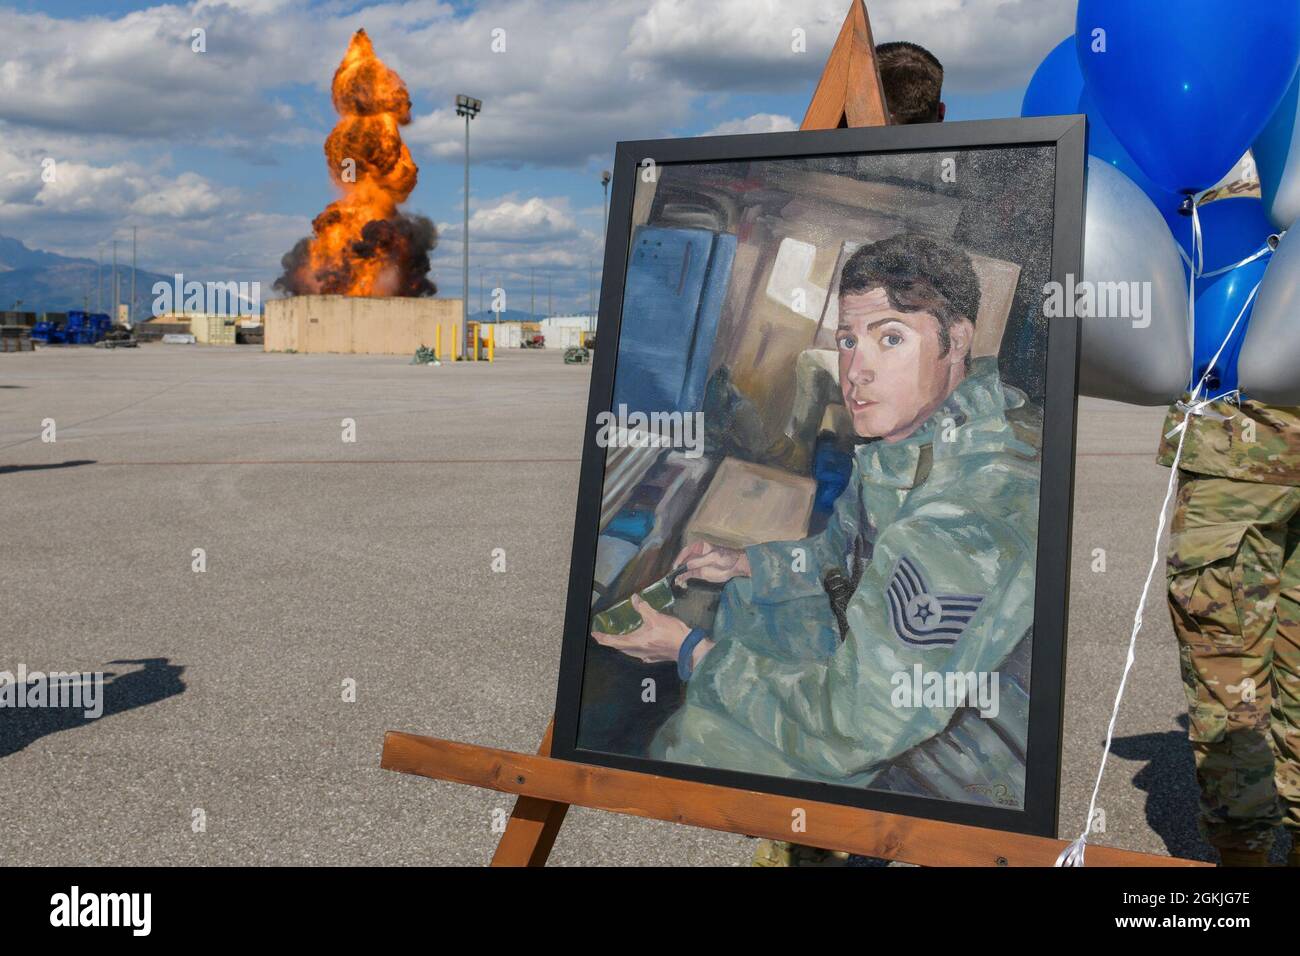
[379,0,1204,868]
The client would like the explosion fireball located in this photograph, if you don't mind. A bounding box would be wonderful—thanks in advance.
[276,30,436,297]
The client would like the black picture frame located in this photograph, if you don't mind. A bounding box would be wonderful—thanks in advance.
[552,116,1087,838]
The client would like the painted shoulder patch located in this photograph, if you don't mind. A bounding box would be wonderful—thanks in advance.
[885,555,984,647]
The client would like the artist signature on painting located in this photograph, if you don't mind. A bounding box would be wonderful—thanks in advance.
[964,783,1019,807]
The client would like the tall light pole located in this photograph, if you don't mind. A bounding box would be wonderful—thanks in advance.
[130,226,136,328]
[455,94,482,354]
[601,169,611,236]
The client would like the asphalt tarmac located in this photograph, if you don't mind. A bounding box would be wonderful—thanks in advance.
[0,345,1261,865]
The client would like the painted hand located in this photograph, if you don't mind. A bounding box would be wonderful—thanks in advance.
[592,595,699,665]
[671,540,751,585]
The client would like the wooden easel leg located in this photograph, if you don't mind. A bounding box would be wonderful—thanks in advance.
[489,718,569,866]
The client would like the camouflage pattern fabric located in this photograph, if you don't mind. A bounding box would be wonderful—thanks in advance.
[751,839,850,867]
[1164,472,1300,853]
[1157,396,1300,486]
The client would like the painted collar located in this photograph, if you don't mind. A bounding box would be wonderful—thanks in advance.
[853,356,1035,490]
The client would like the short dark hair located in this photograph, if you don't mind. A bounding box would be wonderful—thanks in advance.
[876,41,943,124]
[838,234,980,358]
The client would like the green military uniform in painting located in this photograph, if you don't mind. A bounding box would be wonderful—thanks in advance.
[651,357,1040,794]
[1158,396,1300,862]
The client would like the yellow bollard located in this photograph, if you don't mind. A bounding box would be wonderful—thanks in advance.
[435,324,441,362]
[487,325,495,363]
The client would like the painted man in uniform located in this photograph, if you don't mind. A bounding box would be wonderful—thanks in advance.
[593,234,1040,802]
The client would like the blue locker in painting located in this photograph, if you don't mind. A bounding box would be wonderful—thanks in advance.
[613,226,736,415]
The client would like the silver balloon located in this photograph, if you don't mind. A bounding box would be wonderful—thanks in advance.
[1238,228,1300,403]
[1253,71,1300,231]
[1078,158,1191,405]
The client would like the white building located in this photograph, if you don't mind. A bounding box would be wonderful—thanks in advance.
[540,314,597,334]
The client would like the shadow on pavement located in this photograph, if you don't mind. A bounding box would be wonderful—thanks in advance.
[0,460,97,475]
[1112,714,1293,864]
[0,657,185,759]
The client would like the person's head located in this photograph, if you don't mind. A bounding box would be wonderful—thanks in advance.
[876,41,944,124]
[835,234,980,442]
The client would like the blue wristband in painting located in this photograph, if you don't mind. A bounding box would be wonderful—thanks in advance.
[677,628,708,681]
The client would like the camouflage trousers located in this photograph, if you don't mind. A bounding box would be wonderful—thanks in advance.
[1167,473,1300,852]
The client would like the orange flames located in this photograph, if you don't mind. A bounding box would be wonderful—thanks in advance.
[277,30,436,298]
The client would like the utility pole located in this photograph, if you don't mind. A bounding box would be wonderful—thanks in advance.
[96,246,102,313]
[112,240,118,324]
[601,169,611,236]
[547,274,552,319]
[530,267,535,322]
[130,226,136,327]
[455,94,482,355]
[589,260,595,317]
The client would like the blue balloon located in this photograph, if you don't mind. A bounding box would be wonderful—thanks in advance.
[1022,36,1181,215]
[1076,0,1300,194]
[1079,90,1183,218]
[1192,254,1270,397]
[1021,37,1083,118]
[1163,198,1277,396]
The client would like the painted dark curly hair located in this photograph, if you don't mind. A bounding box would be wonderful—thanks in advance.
[838,233,980,358]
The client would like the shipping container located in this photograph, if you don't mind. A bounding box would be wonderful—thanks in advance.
[492,322,523,349]
[191,314,236,345]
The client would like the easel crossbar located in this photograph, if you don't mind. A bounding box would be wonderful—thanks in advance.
[380,731,1204,867]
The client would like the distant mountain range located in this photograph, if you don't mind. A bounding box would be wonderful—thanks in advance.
[0,234,187,315]
[0,235,577,319]
[467,308,559,324]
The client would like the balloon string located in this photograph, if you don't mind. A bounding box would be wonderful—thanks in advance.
[1186,188,1211,387]
[1057,197,1263,867]
[1176,190,1280,391]
[1177,239,1275,280]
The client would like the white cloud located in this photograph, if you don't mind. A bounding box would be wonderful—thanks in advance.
[701,113,798,137]
[397,3,694,168]
[0,0,1075,162]
[129,173,224,218]
[468,196,580,241]
[0,143,229,222]
[0,6,312,142]
[626,0,1074,95]
[0,137,283,289]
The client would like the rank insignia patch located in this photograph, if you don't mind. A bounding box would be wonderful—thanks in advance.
[886,555,984,647]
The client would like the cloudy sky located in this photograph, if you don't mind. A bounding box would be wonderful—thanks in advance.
[0,0,1074,313]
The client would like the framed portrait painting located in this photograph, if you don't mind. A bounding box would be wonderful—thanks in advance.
[552,117,1086,837]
